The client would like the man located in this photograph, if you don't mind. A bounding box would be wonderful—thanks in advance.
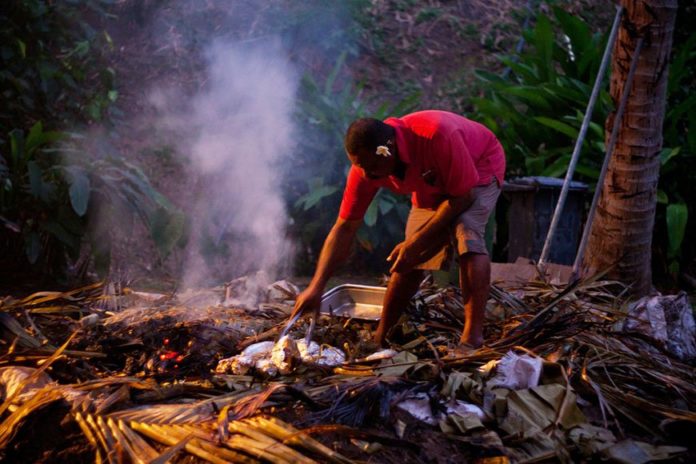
[292,110,505,350]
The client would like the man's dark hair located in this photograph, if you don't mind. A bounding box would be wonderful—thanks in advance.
[344,118,395,156]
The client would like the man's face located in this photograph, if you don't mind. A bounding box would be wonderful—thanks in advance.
[348,149,396,180]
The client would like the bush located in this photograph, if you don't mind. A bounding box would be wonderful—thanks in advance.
[0,123,185,278]
[0,1,183,280]
[653,27,696,281]
[473,5,696,284]
[473,8,612,182]
[0,0,118,135]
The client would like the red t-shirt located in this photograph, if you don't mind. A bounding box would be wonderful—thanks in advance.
[338,110,506,220]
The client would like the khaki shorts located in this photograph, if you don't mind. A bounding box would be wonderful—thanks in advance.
[405,179,501,270]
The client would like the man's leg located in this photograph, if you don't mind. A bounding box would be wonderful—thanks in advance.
[375,269,424,346]
[458,252,490,348]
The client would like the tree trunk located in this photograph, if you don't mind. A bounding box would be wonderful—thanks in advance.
[583,0,677,296]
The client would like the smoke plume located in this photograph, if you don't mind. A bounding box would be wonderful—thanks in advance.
[150,38,298,287]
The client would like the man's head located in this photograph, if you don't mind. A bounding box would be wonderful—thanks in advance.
[344,118,398,179]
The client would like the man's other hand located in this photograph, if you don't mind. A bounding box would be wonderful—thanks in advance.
[290,287,322,319]
[387,241,418,273]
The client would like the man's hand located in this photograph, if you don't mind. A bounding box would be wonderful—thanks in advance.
[290,287,323,319]
[389,195,472,274]
[387,241,419,273]
[289,218,361,320]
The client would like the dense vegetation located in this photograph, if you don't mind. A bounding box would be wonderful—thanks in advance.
[472,4,695,282]
[1,1,184,282]
[1,0,693,289]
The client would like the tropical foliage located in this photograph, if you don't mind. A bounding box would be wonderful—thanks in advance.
[473,7,612,181]
[0,0,119,135]
[654,28,696,278]
[473,6,695,283]
[1,123,185,277]
[0,1,183,278]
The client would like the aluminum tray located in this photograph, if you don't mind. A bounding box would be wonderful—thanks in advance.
[319,284,386,320]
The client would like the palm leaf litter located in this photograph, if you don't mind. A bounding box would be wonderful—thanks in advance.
[0,273,694,463]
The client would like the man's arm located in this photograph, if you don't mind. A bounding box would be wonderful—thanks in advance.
[388,193,473,273]
[291,217,362,316]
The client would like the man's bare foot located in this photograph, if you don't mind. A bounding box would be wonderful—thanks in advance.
[459,335,483,348]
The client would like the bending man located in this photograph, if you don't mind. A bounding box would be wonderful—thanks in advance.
[292,110,506,349]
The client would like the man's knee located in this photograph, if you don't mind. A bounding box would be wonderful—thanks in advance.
[389,269,424,287]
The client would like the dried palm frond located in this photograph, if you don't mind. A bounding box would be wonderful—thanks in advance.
[223,421,316,463]
[109,388,262,424]
[78,413,354,464]
[490,283,528,314]
[0,312,43,350]
[224,382,286,421]
[299,423,419,451]
[233,416,353,464]
[148,434,193,464]
[13,281,104,307]
[0,333,74,418]
[411,286,465,329]
[0,311,105,362]
[74,376,160,392]
[306,376,423,427]
[3,379,351,464]
[0,387,66,449]
[129,420,256,464]
[1,274,693,462]
[509,268,617,334]
[573,332,696,434]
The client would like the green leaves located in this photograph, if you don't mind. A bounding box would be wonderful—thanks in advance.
[659,147,681,166]
[294,181,340,211]
[503,86,552,110]
[657,29,696,279]
[473,9,611,184]
[25,232,42,264]
[553,7,598,79]
[666,203,687,259]
[532,15,554,82]
[534,117,578,138]
[27,161,44,199]
[89,156,186,260]
[67,168,90,216]
[150,208,186,257]
[1,0,119,139]
[364,198,379,227]
[2,122,184,276]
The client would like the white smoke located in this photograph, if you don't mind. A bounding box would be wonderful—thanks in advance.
[150,38,298,287]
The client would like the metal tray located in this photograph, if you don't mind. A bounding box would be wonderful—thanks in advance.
[319,284,386,320]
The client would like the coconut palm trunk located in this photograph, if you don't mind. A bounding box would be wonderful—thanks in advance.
[583,0,677,296]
